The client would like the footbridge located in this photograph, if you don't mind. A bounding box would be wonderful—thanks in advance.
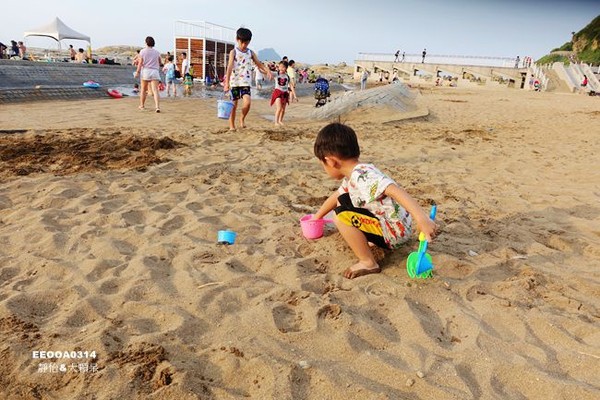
[355,52,529,84]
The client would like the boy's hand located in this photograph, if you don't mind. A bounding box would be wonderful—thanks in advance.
[417,217,438,242]
[223,83,229,92]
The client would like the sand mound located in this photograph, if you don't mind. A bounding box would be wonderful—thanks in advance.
[0,129,183,180]
[311,83,423,122]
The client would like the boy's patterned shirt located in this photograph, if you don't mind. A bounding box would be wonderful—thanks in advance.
[338,163,412,248]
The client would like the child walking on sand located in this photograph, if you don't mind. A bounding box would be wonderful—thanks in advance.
[311,123,438,279]
[162,55,178,97]
[223,27,272,130]
[183,72,193,96]
[271,60,290,126]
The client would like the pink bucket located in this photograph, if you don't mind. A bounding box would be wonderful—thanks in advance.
[300,214,333,240]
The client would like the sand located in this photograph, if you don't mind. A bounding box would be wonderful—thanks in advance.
[0,84,599,400]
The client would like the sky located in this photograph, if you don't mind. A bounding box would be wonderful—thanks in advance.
[2,0,598,64]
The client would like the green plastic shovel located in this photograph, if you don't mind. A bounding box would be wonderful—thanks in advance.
[406,205,437,279]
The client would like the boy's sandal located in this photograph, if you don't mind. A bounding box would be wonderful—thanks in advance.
[155,109,160,113]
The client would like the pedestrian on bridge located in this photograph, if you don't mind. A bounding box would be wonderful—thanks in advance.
[422,48,426,63]
[394,50,400,62]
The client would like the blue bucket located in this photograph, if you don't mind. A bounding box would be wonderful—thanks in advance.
[217,99,234,119]
[217,230,237,245]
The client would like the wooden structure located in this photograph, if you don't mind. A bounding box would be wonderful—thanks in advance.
[173,21,235,82]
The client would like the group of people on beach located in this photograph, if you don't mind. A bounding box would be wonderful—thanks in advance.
[133,28,303,127]
[132,27,440,276]
[68,45,90,63]
[0,40,26,59]
[132,27,438,278]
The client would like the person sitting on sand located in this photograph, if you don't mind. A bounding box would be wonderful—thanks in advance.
[581,75,588,89]
[311,123,438,279]
[75,48,86,63]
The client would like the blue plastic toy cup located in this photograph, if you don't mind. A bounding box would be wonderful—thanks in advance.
[217,230,237,245]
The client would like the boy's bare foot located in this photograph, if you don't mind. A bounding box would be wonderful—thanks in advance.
[370,245,386,263]
[343,261,381,279]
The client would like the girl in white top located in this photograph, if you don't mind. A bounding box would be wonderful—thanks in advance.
[134,36,162,113]
[270,61,290,126]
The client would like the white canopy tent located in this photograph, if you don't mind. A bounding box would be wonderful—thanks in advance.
[23,17,90,49]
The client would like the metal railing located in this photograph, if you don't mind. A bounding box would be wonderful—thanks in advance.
[174,20,236,43]
[357,52,520,68]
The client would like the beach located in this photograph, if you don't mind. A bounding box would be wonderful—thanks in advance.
[0,85,599,399]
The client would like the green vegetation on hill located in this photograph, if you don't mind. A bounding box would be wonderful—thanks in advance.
[537,14,600,64]
[537,54,570,65]
[550,42,573,52]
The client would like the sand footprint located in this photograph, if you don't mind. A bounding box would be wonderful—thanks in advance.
[160,215,185,234]
[86,259,125,282]
[316,304,342,320]
[289,364,311,400]
[272,305,311,334]
[121,210,145,226]
[6,293,59,322]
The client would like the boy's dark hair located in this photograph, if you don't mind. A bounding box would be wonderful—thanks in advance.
[145,36,155,47]
[168,55,174,62]
[236,28,252,42]
[314,123,360,161]
[182,52,186,57]
[289,60,295,67]
[279,60,288,68]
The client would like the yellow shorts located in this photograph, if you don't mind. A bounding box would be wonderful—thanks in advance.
[335,193,388,249]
